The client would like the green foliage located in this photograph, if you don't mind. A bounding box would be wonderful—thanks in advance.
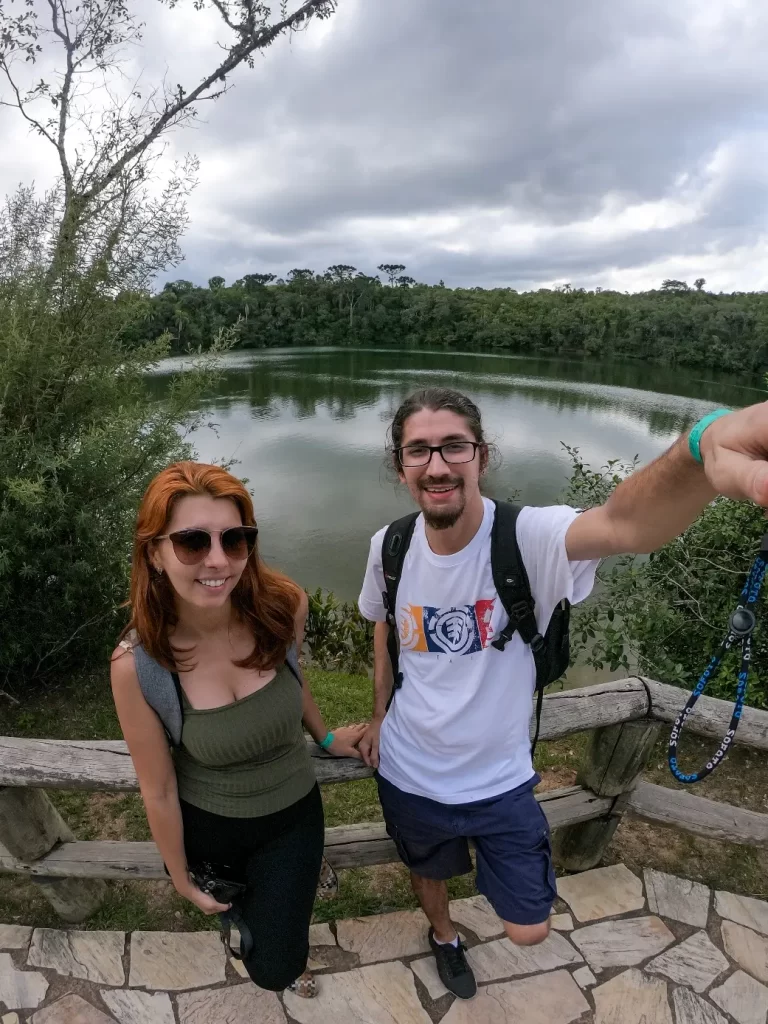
[304,587,374,673]
[0,191,225,689]
[565,449,768,709]
[126,271,768,373]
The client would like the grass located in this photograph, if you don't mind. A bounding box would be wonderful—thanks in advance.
[2,667,767,930]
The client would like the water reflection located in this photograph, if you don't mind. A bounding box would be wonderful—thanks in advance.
[148,348,764,600]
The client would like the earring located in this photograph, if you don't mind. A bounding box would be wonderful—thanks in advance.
[153,566,164,577]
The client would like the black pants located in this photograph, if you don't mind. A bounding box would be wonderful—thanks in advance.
[180,784,325,991]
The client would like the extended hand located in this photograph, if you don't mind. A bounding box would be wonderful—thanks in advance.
[328,722,368,760]
[701,403,768,505]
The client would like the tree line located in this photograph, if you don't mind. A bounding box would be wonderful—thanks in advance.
[124,270,768,373]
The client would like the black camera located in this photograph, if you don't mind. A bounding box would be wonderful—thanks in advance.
[190,862,246,904]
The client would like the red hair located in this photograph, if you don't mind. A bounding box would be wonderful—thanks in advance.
[120,461,302,671]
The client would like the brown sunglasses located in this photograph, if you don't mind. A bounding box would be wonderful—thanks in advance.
[156,526,258,565]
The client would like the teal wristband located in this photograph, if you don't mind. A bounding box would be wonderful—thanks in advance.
[319,731,335,750]
[688,408,730,463]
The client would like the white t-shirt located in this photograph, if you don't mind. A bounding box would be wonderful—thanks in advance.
[358,499,599,804]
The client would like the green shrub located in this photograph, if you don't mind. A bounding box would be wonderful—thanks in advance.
[0,193,221,688]
[304,588,374,673]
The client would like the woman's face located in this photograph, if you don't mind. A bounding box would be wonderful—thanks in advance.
[151,495,249,611]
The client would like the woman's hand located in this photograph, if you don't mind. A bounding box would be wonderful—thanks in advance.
[327,722,368,760]
[174,874,232,916]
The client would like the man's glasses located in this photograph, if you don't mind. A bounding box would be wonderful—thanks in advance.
[396,441,481,468]
[156,526,258,565]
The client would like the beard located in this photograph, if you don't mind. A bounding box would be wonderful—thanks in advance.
[418,477,466,530]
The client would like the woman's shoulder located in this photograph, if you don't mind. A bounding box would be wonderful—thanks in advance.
[110,630,140,685]
[294,588,308,620]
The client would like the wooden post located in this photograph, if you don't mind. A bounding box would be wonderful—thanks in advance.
[552,720,661,872]
[0,787,106,923]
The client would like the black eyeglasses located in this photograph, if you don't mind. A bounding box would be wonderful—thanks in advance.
[156,526,258,565]
[396,441,481,468]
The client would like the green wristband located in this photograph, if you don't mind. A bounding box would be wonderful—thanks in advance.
[688,408,730,463]
[319,731,335,750]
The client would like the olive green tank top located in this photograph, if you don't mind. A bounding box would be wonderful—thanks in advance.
[173,663,316,817]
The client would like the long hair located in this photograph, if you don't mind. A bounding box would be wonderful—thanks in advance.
[120,462,302,671]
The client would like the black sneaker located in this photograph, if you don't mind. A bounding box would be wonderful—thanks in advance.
[428,927,477,1000]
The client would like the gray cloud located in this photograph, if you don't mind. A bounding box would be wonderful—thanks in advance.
[3,0,768,290]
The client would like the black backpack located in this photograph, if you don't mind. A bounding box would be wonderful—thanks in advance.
[381,500,570,757]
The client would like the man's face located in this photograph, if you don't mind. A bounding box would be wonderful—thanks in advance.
[397,408,485,529]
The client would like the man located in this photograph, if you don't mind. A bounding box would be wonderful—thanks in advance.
[358,387,763,1000]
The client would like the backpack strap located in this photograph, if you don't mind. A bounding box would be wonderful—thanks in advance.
[132,643,184,748]
[284,641,302,685]
[381,512,419,708]
[489,500,548,756]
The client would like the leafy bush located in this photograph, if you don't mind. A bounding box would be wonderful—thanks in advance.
[304,588,374,673]
[0,191,224,689]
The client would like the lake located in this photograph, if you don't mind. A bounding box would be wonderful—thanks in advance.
[150,347,764,604]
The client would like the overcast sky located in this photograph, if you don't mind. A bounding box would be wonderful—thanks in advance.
[2,0,768,291]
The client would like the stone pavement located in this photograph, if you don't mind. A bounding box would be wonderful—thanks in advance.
[1,864,767,1023]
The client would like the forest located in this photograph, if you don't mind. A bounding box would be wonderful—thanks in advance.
[124,268,768,372]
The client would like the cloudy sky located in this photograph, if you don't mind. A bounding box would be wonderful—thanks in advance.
[2,0,768,291]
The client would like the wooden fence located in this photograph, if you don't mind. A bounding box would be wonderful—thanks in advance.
[1,676,767,922]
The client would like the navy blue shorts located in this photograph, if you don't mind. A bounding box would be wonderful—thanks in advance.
[376,773,556,926]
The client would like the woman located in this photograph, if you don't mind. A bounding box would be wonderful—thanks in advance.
[111,461,365,997]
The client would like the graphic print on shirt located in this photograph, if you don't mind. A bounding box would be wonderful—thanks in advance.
[399,599,496,656]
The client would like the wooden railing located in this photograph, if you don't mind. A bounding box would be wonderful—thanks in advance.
[1,677,767,922]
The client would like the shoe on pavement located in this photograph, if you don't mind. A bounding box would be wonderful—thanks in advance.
[428,926,477,1000]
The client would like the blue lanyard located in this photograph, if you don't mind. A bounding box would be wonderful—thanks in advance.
[668,535,768,784]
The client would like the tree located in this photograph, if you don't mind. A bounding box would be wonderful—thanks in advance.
[0,0,336,295]
[661,279,690,293]
[208,276,225,291]
[325,265,357,283]
[396,275,416,288]
[695,278,707,292]
[239,273,277,289]
[378,263,406,286]
[0,0,339,684]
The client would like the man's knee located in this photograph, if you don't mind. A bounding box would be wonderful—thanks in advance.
[503,918,550,946]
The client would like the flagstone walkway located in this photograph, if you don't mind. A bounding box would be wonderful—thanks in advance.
[1,864,767,1023]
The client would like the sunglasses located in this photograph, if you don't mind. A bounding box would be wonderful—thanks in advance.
[156,526,258,565]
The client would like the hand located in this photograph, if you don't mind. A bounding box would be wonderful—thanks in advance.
[327,722,367,760]
[358,718,383,769]
[174,875,232,916]
[700,404,768,505]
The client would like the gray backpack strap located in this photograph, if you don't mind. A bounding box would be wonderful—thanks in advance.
[285,641,302,685]
[132,643,183,748]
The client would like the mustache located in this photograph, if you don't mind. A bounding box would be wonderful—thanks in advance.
[418,476,463,490]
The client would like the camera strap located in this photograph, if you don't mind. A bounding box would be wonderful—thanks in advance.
[668,533,768,783]
[219,903,254,961]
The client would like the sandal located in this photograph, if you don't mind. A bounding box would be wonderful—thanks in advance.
[287,971,318,998]
[316,855,338,900]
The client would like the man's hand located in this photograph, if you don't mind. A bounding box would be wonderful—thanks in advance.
[700,403,768,505]
[359,718,383,768]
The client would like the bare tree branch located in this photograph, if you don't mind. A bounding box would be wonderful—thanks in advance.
[81,0,335,204]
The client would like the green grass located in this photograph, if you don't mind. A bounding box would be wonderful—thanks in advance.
[2,666,767,929]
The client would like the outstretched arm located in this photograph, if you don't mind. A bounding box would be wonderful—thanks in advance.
[566,403,768,560]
